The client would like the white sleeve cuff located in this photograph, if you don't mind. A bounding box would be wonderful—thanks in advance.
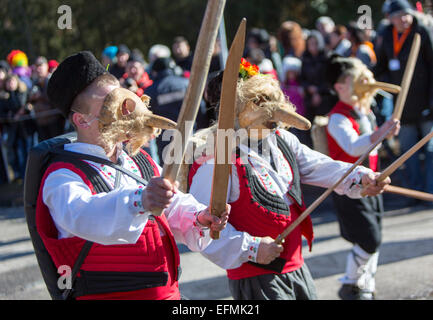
[129,185,147,215]
[245,236,261,263]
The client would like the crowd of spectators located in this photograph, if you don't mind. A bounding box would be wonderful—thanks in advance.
[0,50,63,183]
[1,0,432,203]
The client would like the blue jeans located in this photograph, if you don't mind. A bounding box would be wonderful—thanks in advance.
[398,121,433,193]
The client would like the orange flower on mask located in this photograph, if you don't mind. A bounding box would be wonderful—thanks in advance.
[239,58,259,80]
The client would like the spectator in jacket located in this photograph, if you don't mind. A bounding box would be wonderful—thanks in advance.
[144,58,208,164]
[269,34,284,82]
[1,75,29,181]
[374,0,433,204]
[300,31,335,122]
[172,36,193,74]
[329,25,352,57]
[281,56,310,146]
[277,21,306,59]
[121,55,153,97]
[28,56,64,142]
[346,23,377,69]
[109,44,130,79]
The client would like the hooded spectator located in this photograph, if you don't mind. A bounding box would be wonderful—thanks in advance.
[281,57,304,115]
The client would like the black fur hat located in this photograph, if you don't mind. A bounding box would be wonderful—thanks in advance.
[325,54,355,86]
[47,51,106,118]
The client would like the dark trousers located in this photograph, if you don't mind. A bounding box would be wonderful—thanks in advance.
[332,193,383,254]
[228,263,317,300]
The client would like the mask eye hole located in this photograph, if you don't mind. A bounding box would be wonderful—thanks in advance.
[121,98,136,116]
[253,95,271,106]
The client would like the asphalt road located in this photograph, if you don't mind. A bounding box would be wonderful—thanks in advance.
[0,185,432,300]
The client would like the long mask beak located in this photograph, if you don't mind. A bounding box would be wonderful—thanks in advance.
[271,108,311,131]
[356,81,402,95]
[145,114,177,130]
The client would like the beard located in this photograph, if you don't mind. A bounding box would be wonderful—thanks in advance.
[99,113,161,156]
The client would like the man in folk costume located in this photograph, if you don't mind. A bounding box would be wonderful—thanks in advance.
[185,59,392,300]
[326,55,400,300]
[32,51,229,300]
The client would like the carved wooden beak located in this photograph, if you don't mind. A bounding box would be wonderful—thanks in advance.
[272,107,311,131]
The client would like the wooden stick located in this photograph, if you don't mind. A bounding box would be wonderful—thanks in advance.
[392,33,421,120]
[385,185,433,202]
[209,19,246,240]
[275,122,398,245]
[377,130,433,183]
[152,0,226,216]
[360,129,433,197]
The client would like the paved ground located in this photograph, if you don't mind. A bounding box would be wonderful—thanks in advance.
[0,180,432,300]
[178,195,433,300]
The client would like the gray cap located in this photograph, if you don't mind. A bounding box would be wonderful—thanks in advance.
[35,56,48,66]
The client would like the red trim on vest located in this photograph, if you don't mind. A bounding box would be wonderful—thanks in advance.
[138,149,160,177]
[326,101,379,171]
[36,157,180,300]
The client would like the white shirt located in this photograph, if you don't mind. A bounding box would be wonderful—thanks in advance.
[42,142,209,252]
[327,106,378,157]
[189,130,373,269]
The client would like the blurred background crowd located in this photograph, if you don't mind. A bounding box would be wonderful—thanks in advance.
[0,0,432,206]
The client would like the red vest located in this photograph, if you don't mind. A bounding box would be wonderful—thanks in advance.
[189,133,314,280]
[35,150,181,300]
[326,101,379,172]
